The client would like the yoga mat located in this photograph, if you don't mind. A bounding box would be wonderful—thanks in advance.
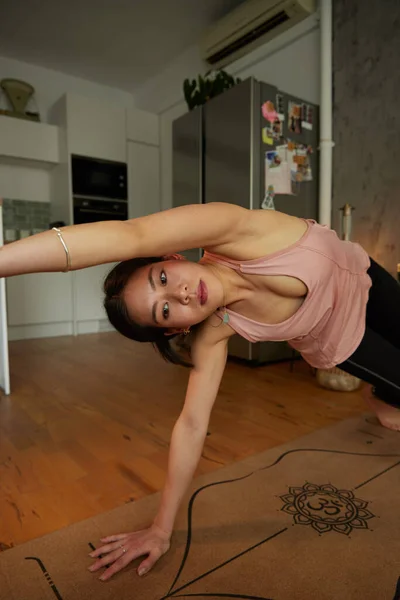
[1,414,399,600]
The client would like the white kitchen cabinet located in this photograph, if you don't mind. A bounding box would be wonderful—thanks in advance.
[128,141,160,219]
[6,272,73,340]
[0,204,10,393]
[74,264,114,333]
[0,115,59,165]
[0,274,10,392]
[66,94,126,163]
[6,265,116,340]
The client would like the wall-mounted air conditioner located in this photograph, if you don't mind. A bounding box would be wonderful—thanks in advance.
[200,0,316,68]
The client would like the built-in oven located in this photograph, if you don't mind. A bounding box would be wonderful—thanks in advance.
[71,155,128,224]
[73,196,128,225]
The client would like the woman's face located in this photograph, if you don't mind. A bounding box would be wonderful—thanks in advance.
[123,258,223,332]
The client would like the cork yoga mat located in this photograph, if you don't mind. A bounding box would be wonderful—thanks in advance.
[1,414,400,600]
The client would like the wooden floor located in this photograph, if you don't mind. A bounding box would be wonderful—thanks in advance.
[0,332,366,551]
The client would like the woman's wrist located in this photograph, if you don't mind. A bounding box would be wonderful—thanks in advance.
[151,520,173,539]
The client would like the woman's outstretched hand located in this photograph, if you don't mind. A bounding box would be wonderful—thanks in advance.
[88,523,171,581]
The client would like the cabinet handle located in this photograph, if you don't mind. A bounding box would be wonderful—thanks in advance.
[79,208,125,216]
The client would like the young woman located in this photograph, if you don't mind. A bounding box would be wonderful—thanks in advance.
[1,202,399,581]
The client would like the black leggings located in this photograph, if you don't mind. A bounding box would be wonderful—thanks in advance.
[337,258,400,408]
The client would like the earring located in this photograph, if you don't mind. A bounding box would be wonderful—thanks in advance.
[182,328,191,336]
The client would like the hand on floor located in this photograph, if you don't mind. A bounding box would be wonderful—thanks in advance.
[88,523,171,581]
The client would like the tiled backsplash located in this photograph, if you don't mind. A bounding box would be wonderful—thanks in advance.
[2,199,50,242]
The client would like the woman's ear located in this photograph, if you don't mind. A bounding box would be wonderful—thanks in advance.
[164,329,180,337]
[163,253,186,261]
[164,327,190,337]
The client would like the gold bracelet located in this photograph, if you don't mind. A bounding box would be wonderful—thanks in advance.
[52,227,71,272]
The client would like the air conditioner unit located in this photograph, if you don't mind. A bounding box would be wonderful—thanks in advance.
[200,0,316,68]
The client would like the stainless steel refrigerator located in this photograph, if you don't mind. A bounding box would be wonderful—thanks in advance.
[172,77,319,364]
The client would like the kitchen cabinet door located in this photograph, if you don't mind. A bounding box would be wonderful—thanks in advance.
[66,94,126,163]
[0,204,10,393]
[128,142,160,219]
[6,272,73,327]
[73,264,113,327]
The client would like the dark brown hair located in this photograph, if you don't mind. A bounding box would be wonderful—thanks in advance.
[103,257,192,367]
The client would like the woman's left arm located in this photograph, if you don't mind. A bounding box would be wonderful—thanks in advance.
[0,203,247,278]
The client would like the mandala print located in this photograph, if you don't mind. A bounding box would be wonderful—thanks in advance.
[280,482,375,535]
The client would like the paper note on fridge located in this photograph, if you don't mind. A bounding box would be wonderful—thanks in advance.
[265,151,291,195]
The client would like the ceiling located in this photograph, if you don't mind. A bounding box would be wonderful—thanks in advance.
[0,0,246,92]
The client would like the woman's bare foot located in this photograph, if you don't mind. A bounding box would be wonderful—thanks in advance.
[363,385,400,431]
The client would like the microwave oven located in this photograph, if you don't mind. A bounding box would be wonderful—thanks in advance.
[71,155,128,201]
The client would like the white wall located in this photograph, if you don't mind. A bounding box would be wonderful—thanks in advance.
[134,15,320,211]
[0,55,135,123]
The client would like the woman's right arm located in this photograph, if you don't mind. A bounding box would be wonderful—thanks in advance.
[0,203,248,277]
[0,220,131,277]
[88,322,231,580]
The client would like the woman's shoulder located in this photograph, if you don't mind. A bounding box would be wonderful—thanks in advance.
[204,209,304,261]
[193,314,236,347]
[189,315,236,370]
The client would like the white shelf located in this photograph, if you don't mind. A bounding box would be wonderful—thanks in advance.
[0,115,60,165]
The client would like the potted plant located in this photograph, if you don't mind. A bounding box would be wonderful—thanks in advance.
[183,70,241,111]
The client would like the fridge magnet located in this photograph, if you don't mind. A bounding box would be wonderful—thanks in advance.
[283,141,313,181]
[291,147,313,182]
[288,101,302,134]
[276,93,285,120]
[261,100,279,123]
[266,150,281,168]
[261,185,275,210]
[301,103,313,131]
[265,151,291,195]
[262,127,274,145]
[264,119,282,142]
[271,118,282,140]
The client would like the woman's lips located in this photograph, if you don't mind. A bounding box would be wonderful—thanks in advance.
[198,280,208,305]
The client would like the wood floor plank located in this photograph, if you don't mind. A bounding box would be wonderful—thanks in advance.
[0,332,366,548]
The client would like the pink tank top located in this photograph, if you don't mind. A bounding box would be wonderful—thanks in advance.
[203,219,372,369]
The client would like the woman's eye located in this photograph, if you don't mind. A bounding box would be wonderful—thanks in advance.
[162,303,169,319]
[160,270,167,286]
